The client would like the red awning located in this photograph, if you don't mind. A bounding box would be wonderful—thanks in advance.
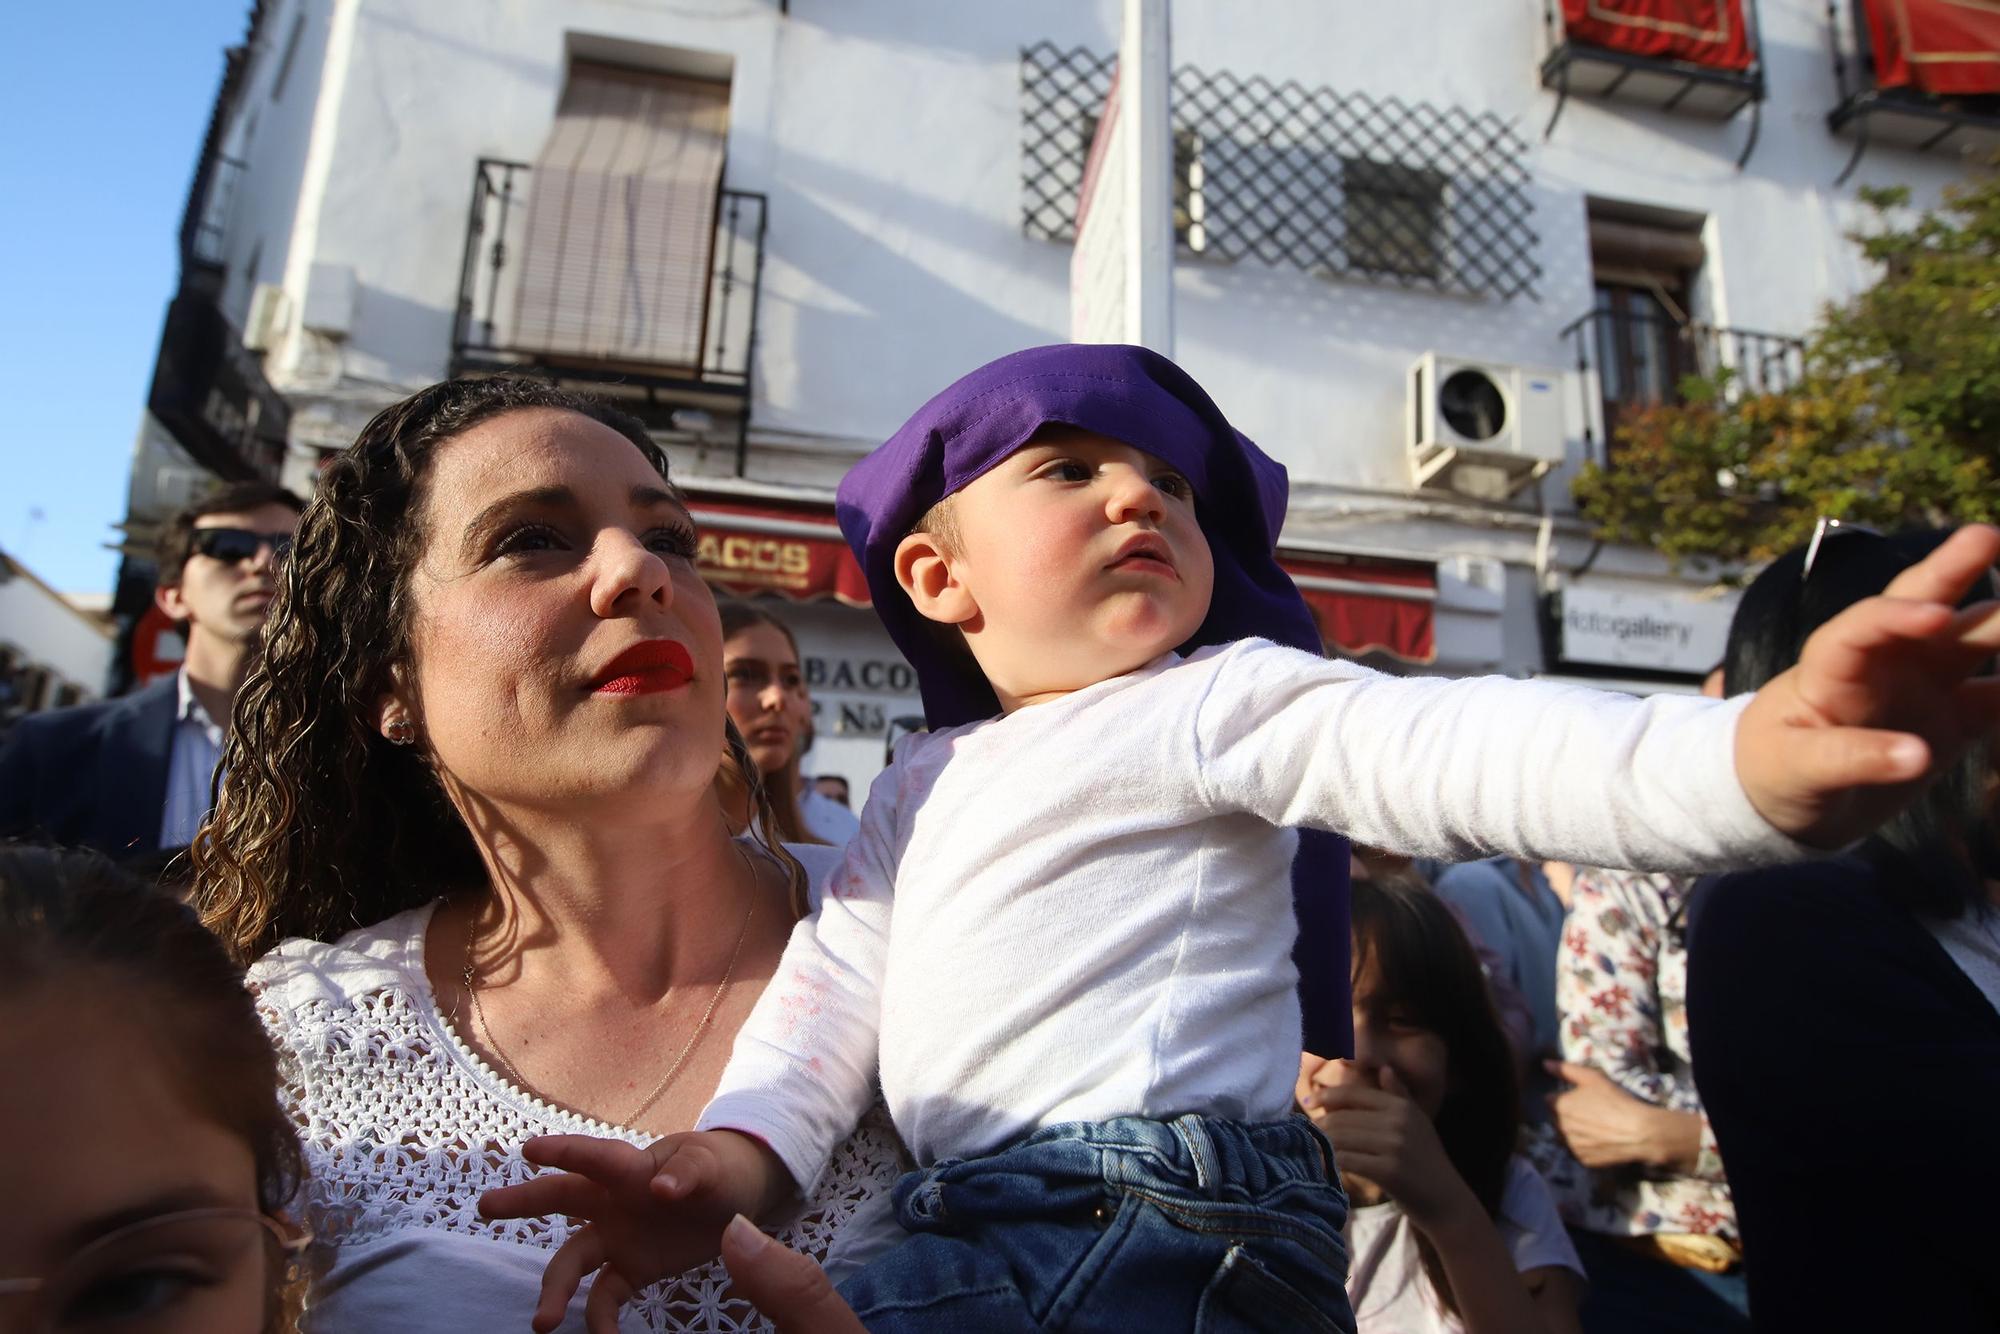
[1561,0,1756,70]
[1280,553,1437,665]
[687,498,871,605]
[689,496,1437,664]
[1863,0,2000,95]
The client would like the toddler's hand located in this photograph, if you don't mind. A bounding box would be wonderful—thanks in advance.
[1736,523,2000,847]
[479,1129,796,1334]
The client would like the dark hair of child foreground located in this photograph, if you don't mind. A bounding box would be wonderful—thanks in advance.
[0,844,308,1333]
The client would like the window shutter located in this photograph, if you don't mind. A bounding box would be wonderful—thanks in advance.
[511,62,730,369]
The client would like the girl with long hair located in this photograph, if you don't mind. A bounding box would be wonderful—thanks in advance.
[1302,876,1584,1333]
[717,603,827,846]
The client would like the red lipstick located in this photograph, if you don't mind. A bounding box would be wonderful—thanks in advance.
[589,640,695,696]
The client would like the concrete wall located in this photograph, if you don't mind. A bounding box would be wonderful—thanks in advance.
[178,0,1979,698]
[244,0,1969,458]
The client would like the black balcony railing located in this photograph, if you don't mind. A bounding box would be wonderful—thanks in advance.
[145,287,291,482]
[450,158,768,455]
[1539,1,1767,166]
[1560,303,1804,463]
[1826,0,2000,185]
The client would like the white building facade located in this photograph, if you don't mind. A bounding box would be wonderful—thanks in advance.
[0,554,115,726]
[140,0,1994,789]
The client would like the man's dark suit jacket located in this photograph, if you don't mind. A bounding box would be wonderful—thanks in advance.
[1688,850,2000,1333]
[0,678,179,857]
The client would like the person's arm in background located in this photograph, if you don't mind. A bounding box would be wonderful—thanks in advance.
[1548,871,1715,1178]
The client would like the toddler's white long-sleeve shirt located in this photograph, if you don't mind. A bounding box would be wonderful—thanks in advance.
[698,640,1801,1192]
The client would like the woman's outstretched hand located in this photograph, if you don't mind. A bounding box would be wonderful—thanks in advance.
[1736,523,2000,847]
[719,1214,868,1333]
[478,1129,794,1334]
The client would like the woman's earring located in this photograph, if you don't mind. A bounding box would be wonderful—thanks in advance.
[385,718,416,747]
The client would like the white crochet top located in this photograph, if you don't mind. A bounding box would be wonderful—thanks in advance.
[250,873,906,1333]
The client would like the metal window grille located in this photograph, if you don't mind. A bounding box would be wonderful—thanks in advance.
[1020,42,1541,301]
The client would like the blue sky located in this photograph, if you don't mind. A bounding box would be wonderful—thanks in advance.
[0,2,250,594]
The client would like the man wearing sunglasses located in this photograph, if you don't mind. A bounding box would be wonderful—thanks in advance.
[0,481,303,860]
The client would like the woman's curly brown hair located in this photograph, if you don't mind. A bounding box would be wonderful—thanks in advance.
[193,376,801,965]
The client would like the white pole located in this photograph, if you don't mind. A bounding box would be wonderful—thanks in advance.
[1120,0,1173,355]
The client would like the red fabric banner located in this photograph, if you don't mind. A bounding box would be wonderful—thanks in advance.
[1561,0,1756,70]
[1280,554,1437,665]
[690,496,1437,664]
[688,500,872,606]
[1863,0,2000,95]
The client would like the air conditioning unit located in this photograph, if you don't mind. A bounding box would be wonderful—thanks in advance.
[1407,353,1566,501]
[243,283,288,351]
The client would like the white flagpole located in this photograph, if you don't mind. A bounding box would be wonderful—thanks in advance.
[1121,0,1174,355]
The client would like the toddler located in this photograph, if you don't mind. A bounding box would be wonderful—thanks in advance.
[484,344,2000,1332]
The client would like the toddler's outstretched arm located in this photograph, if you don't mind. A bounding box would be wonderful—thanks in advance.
[1733,523,2000,846]
[1198,525,2000,872]
[479,1129,794,1334]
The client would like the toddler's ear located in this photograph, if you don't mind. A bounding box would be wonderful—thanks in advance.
[894,531,977,625]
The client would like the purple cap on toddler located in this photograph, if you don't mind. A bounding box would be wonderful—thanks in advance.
[834,342,1354,1057]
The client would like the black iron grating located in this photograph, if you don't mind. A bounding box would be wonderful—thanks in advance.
[1020,42,1541,302]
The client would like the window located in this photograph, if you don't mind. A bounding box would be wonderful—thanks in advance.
[511,61,731,369]
[1586,206,1706,451]
[1342,158,1445,281]
[1173,128,1207,252]
[1018,43,1538,300]
[1079,111,1205,252]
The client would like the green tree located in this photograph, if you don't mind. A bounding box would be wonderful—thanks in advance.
[1572,176,2000,568]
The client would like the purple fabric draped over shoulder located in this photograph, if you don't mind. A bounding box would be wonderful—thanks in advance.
[833,343,1353,1057]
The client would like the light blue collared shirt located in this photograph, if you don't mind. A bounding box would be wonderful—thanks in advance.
[158,670,225,848]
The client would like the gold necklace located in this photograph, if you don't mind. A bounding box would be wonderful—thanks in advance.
[456,843,760,1127]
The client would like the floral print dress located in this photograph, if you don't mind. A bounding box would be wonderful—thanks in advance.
[1527,867,1738,1243]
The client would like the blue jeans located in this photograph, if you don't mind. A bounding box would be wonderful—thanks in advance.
[834,1113,1355,1333]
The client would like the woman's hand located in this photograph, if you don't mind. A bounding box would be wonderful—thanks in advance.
[479,1129,796,1333]
[1304,1063,1478,1233]
[719,1214,868,1333]
[1544,1061,1701,1173]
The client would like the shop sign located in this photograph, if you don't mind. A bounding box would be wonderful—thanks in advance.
[1558,584,1732,674]
[804,654,917,697]
[803,655,921,738]
[695,530,871,604]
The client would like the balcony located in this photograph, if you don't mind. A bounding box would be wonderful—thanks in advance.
[1560,299,1804,462]
[1827,0,2000,184]
[1539,1,1767,164]
[145,288,291,482]
[450,158,768,454]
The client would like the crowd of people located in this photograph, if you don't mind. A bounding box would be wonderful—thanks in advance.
[2,347,1997,1334]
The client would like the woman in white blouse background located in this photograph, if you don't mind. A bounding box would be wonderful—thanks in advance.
[191,377,903,1333]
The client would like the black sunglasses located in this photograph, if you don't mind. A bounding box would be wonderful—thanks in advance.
[191,527,294,565]
[1799,515,1881,585]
